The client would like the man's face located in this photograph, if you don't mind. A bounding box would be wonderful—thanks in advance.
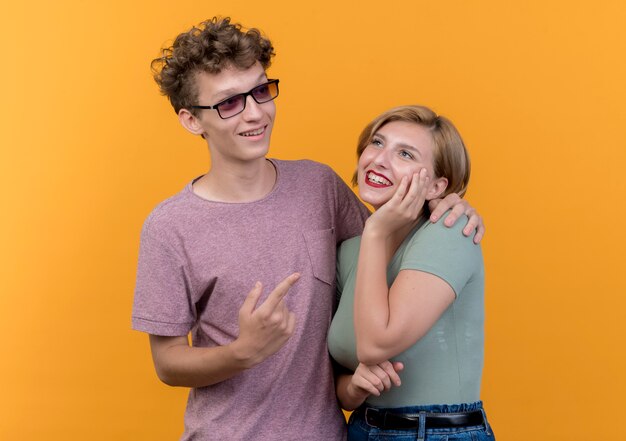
[190,62,276,165]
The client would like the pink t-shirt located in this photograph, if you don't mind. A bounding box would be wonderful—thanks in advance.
[132,159,369,440]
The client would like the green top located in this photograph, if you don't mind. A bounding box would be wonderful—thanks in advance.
[328,214,485,407]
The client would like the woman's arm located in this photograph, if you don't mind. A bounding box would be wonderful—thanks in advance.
[353,173,456,365]
[335,362,404,410]
[354,246,455,364]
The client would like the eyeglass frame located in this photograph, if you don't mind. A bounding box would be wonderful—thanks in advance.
[190,79,280,119]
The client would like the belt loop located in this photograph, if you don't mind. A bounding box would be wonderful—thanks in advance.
[480,408,492,435]
[416,411,426,441]
[364,407,373,427]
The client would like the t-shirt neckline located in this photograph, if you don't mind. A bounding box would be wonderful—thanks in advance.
[185,158,281,206]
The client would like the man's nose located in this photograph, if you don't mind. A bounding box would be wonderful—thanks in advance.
[241,95,263,120]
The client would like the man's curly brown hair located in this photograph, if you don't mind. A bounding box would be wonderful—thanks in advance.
[151,17,275,116]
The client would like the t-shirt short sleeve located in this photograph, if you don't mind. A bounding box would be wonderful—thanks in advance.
[335,236,360,302]
[400,214,482,298]
[132,217,196,336]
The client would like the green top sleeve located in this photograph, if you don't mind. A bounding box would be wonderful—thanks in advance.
[400,214,482,298]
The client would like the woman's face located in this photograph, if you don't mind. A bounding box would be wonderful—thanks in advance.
[357,120,443,210]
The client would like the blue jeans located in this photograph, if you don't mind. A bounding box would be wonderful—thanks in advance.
[347,401,495,441]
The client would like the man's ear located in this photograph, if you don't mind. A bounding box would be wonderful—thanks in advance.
[178,108,205,136]
[426,177,448,201]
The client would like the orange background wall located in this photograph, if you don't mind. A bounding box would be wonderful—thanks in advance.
[1,1,625,440]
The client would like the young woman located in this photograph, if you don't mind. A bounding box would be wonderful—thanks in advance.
[328,105,495,440]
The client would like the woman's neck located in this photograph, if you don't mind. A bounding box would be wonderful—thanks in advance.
[385,216,423,261]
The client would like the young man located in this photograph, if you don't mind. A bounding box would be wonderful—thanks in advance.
[132,17,483,440]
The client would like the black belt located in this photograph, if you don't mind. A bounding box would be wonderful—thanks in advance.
[364,408,484,430]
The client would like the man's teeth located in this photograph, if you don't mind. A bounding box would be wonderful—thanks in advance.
[241,127,264,137]
[368,172,391,185]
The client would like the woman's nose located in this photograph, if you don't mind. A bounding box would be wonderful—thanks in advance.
[372,149,389,168]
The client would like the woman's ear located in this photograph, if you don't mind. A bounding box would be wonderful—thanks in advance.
[426,176,448,200]
[178,109,205,136]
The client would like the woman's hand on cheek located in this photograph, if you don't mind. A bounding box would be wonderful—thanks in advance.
[365,168,429,237]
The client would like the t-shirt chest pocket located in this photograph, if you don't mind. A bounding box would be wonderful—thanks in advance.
[302,229,336,285]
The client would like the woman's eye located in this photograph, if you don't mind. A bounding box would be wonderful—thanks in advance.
[400,150,414,159]
[371,138,383,147]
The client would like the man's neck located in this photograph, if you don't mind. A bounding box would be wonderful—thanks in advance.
[192,158,277,203]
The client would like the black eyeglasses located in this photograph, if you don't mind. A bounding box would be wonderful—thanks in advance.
[191,79,280,119]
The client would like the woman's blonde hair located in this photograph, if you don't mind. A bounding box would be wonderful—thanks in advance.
[354,105,471,198]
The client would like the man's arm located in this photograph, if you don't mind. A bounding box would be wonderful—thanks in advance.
[428,193,485,243]
[149,273,299,388]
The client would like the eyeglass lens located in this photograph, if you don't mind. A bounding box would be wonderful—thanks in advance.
[217,81,279,118]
